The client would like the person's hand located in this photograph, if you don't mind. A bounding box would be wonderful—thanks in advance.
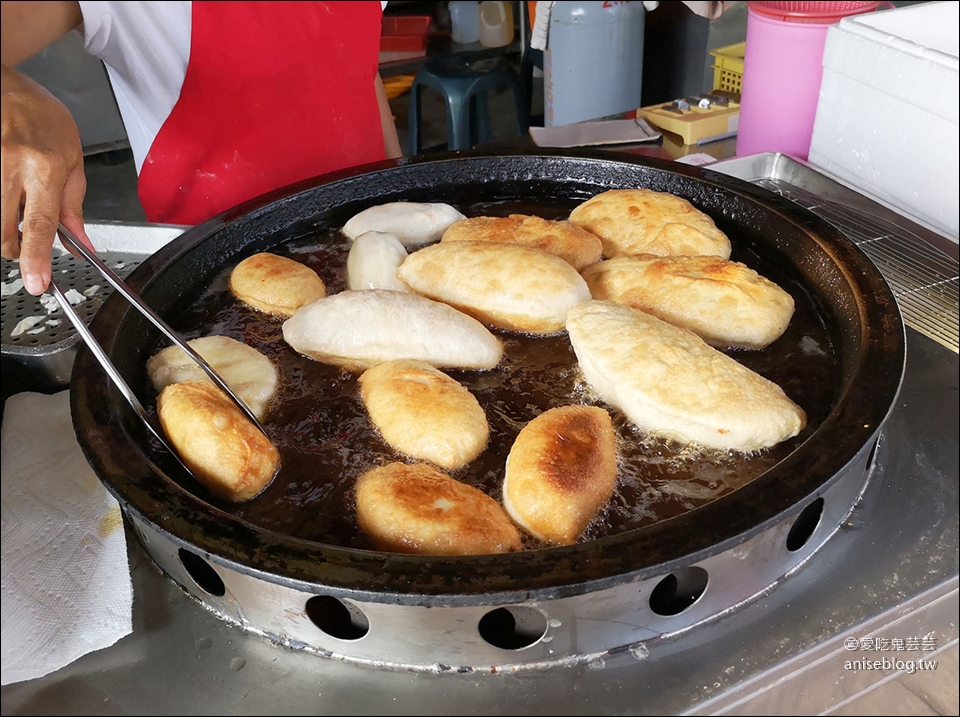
[1,63,93,295]
[681,2,728,20]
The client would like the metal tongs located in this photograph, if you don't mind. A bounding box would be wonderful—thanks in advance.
[49,222,268,474]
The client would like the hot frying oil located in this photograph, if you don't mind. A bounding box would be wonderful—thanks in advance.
[148,200,841,551]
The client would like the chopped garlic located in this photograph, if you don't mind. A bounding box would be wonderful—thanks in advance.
[82,284,101,298]
[11,315,44,336]
[63,288,86,305]
[1,279,24,297]
[39,294,60,314]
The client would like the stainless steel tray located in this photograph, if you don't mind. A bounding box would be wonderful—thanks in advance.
[1,221,186,390]
[709,153,959,354]
[2,154,957,716]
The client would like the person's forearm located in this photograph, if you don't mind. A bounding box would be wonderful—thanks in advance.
[0,1,90,295]
[1,63,91,294]
[375,73,402,159]
[0,1,83,66]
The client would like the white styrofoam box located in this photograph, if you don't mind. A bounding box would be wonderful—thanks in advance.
[49,221,187,257]
[808,1,959,242]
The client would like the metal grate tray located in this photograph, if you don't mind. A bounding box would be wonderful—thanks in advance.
[711,154,959,354]
[1,222,185,390]
[2,251,144,355]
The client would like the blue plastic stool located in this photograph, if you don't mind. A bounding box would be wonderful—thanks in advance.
[408,52,530,154]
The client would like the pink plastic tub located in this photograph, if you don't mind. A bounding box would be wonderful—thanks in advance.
[736,1,881,159]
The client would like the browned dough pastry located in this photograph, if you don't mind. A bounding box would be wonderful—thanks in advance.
[581,254,795,349]
[441,214,603,271]
[568,188,732,259]
[355,462,523,555]
[359,360,489,470]
[229,252,326,317]
[566,301,806,451]
[157,381,280,502]
[397,240,591,335]
[502,405,618,545]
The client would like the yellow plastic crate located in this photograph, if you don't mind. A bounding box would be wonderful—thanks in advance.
[382,73,415,100]
[710,42,746,95]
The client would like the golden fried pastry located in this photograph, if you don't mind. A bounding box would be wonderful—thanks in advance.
[566,301,806,451]
[157,381,279,502]
[282,289,503,371]
[441,214,603,271]
[503,405,618,545]
[359,360,489,470]
[147,335,278,420]
[581,255,795,349]
[355,462,522,555]
[342,201,466,247]
[346,231,410,292]
[229,252,326,317]
[568,188,732,259]
[397,241,591,335]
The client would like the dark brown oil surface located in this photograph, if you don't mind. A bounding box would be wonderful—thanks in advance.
[146,199,841,551]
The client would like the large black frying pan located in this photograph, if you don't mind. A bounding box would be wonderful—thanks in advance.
[70,149,904,600]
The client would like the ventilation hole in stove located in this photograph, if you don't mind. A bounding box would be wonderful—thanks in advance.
[649,566,708,617]
[786,497,824,552]
[178,548,226,597]
[478,606,547,650]
[305,595,369,641]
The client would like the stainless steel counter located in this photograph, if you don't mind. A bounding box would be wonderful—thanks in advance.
[2,154,957,716]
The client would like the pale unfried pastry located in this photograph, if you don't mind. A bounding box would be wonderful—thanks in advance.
[581,255,795,349]
[229,252,326,317]
[359,360,489,470]
[397,241,591,335]
[157,381,280,502]
[566,301,806,451]
[503,405,618,545]
[346,231,409,292]
[146,335,278,420]
[355,462,523,555]
[440,214,603,271]
[568,188,732,259]
[282,289,503,371]
[342,201,467,247]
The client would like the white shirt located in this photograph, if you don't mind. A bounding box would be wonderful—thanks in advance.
[78,1,192,173]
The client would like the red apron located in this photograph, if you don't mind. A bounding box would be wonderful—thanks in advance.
[137,1,386,226]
